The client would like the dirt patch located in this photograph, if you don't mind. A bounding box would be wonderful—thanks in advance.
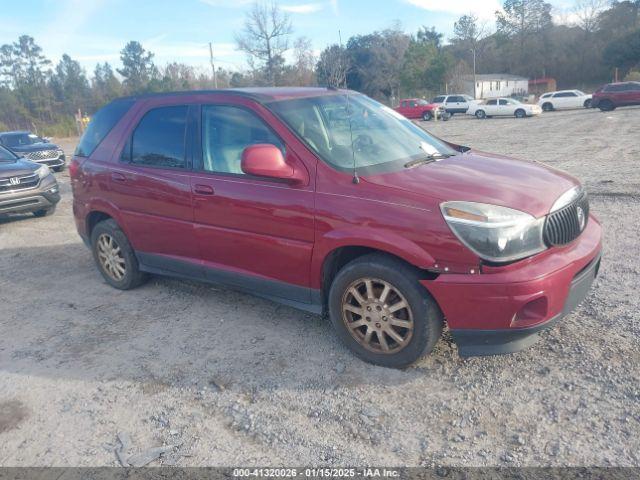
[0,400,28,434]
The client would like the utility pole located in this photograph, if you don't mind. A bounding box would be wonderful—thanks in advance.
[471,48,477,99]
[209,42,218,89]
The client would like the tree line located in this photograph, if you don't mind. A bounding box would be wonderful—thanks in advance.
[0,0,638,136]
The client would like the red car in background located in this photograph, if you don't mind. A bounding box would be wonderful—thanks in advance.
[592,81,640,111]
[394,98,446,121]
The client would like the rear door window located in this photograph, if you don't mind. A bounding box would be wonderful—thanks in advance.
[130,106,188,168]
[75,100,134,157]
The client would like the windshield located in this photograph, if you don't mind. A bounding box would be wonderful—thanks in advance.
[417,99,429,106]
[268,93,457,173]
[0,145,18,161]
[1,133,44,148]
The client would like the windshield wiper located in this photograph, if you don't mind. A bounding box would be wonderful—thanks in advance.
[404,153,452,168]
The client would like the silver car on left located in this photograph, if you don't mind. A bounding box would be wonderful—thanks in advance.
[0,144,60,217]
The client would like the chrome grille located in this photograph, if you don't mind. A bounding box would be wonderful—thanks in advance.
[25,149,58,161]
[544,192,590,246]
[0,173,39,192]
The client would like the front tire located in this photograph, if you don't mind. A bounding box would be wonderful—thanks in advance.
[542,102,553,112]
[584,99,592,109]
[475,110,486,119]
[515,109,526,118]
[422,111,432,121]
[328,254,443,368]
[90,219,147,290]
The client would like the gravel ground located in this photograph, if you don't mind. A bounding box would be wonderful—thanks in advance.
[0,107,639,467]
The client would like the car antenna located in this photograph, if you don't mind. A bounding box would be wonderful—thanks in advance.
[339,30,359,185]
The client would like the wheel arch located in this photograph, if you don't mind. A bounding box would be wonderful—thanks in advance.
[313,231,438,308]
[84,200,129,239]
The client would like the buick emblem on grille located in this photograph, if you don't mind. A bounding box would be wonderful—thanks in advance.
[576,206,586,231]
[9,177,20,186]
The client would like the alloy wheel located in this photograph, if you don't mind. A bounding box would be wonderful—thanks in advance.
[96,233,126,281]
[341,277,414,354]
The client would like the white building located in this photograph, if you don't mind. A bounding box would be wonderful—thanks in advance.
[463,74,529,100]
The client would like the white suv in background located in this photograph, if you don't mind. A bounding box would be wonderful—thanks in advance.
[431,94,479,115]
[538,90,592,111]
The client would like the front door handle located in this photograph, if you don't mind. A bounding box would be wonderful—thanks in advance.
[111,172,126,182]
[193,184,215,195]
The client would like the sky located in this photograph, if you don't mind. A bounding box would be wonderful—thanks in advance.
[1,0,577,76]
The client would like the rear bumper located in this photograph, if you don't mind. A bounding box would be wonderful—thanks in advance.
[422,215,602,356]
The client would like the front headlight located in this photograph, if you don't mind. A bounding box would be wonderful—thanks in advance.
[36,164,50,179]
[441,201,547,263]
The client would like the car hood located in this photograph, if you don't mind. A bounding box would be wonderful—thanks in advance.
[8,142,59,153]
[363,151,579,218]
[0,157,39,177]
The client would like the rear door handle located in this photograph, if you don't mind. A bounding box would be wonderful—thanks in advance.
[193,184,215,195]
[111,172,126,182]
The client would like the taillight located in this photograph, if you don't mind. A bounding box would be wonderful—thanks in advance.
[68,157,82,179]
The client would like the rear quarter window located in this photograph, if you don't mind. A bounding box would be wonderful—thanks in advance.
[75,99,134,157]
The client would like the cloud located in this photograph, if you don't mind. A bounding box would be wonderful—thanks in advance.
[401,0,502,20]
[198,0,252,7]
[281,3,324,14]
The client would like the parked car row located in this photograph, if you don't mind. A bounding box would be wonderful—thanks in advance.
[394,80,640,122]
[0,143,60,217]
[0,131,64,217]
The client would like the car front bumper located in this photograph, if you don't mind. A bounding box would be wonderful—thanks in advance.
[422,215,602,356]
[0,175,60,215]
[33,154,66,169]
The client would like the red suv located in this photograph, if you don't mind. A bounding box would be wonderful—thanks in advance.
[394,98,445,121]
[592,81,640,111]
[71,88,602,367]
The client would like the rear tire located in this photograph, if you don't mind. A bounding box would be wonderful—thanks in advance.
[475,110,486,119]
[328,253,443,368]
[90,219,148,290]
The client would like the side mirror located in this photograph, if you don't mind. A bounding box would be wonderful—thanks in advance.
[241,144,305,184]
